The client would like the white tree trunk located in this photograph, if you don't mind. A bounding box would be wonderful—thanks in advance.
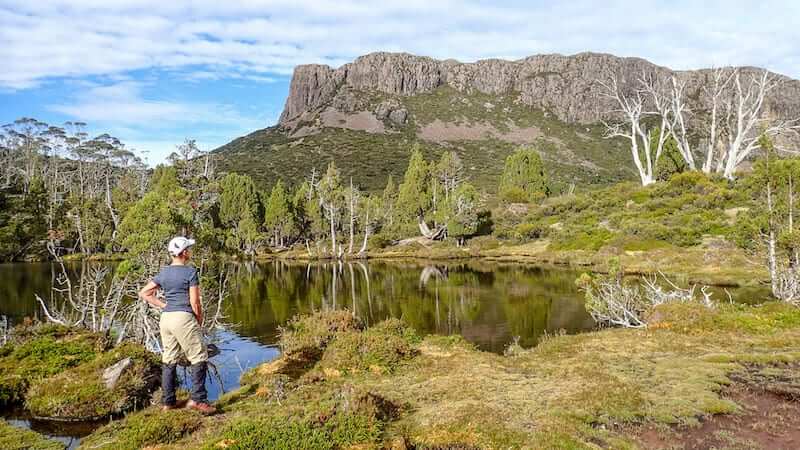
[348,178,355,255]
[105,170,120,241]
[358,208,370,255]
[599,73,663,186]
[329,209,336,257]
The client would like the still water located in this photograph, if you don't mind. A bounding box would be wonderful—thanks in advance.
[0,260,772,447]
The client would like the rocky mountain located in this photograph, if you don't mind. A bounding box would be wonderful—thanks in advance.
[214,52,800,192]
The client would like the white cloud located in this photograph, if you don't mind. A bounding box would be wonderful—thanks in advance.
[46,80,267,164]
[4,0,800,164]
[2,0,800,90]
[48,81,259,126]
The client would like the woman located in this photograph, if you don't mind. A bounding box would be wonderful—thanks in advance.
[138,236,216,414]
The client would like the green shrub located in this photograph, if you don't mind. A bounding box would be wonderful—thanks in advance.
[279,311,363,355]
[551,227,614,251]
[513,222,545,240]
[514,171,741,249]
[499,186,529,203]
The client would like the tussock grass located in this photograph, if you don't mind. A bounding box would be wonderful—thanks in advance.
[279,310,364,355]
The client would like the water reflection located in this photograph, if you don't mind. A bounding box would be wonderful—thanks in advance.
[223,260,596,352]
[0,261,774,354]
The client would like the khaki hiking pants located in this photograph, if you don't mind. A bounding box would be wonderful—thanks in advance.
[160,311,208,365]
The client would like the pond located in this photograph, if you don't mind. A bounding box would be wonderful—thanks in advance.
[0,259,773,448]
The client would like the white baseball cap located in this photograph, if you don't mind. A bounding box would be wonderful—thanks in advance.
[168,236,196,256]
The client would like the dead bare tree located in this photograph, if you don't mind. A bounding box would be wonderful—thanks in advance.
[716,70,800,179]
[578,271,716,328]
[599,71,672,186]
[34,248,233,352]
[665,75,697,170]
[641,273,715,308]
[699,68,737,173]
[34,245,129,334]
[346,178,359,255]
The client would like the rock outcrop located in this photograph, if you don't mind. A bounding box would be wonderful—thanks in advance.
[214,51,800,193]
[279,51,800,125]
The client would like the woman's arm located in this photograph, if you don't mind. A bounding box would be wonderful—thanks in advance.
[189,286,203,325]
[139,281,167,309]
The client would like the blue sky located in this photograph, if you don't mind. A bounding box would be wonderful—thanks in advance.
[2,1,799,165]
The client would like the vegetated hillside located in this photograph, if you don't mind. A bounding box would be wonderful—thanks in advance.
[214,52,800,192]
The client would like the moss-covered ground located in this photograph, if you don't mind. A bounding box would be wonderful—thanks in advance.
[78,303,800,449]
[24,342,159,420]
[0,419,63,450]
[0,323,159,422]
[0,324,104,408]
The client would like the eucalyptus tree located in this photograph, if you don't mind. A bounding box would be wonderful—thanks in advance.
[317,162,345,257]
[344,178,362,254]
[443,182,480,247]
[357,194,384,256]
[1,117,49,193]
[84,133,140,243]
[435,151,465,202]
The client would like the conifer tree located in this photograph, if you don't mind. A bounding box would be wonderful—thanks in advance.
[264,180,294,248]
[218,173,263,255]
[396,145,432,233]
[498,148,549,203]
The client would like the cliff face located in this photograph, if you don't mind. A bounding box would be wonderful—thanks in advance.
[280,52,800,125]
[217,52,800,193]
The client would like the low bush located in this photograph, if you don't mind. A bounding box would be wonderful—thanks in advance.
[317,320,418,375]
[509,172,740,250]
[279,311,363,355]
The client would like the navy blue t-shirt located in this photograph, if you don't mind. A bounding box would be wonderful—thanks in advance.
[152,265,199,313]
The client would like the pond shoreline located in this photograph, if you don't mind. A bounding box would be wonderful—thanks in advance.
[8,236,769,288]
[258,239,769,288]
